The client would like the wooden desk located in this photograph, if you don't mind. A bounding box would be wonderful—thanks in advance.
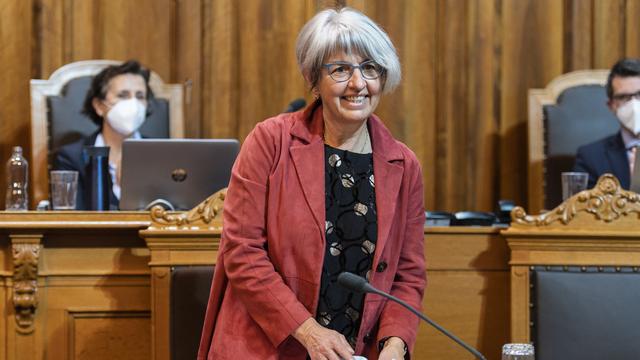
[0,211,151,360]
[0,199,510,360]
[143,191,509,360]
[417,226,509,360]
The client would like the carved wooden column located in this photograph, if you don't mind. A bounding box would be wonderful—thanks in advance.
[10,234,42,360]
[140,189,225,360]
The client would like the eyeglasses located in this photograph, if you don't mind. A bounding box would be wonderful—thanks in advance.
[612,90,640,103]
[322,60,383,82]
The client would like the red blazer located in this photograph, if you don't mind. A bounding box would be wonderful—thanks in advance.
[198,101,426,359]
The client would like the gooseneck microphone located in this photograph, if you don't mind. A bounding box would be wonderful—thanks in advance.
[337,272,487,360]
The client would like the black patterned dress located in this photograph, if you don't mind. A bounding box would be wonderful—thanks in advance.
[315,144,378,348]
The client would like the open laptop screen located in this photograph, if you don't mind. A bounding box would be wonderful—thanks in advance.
[119,139,239,210]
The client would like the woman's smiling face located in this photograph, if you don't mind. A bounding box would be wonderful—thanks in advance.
[316,52,382,127]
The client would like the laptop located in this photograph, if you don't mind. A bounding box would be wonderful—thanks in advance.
[119,138,240,210]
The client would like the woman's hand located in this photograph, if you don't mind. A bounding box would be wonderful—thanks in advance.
[378,337,406,360]
[293,318,354,360]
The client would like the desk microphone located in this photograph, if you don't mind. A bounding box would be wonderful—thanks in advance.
[337,272,487,360]
[284,98,306,113]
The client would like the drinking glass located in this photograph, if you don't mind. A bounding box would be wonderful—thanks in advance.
[561,171,589,200]
[50,170,78,210]
[502,343,534,360]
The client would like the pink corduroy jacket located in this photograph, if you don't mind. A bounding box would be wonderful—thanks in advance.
[197,101,426,359]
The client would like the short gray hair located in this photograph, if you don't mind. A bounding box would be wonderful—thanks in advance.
[296,7,401,94]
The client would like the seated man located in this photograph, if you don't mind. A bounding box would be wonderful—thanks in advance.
[574,58,640,191]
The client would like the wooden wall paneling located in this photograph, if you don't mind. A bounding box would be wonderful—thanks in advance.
[564,0,594,71]
[0,0,33,210]
[11,0,640,217]
[98,0,175,80]
[343,0,366,11]
[41,278,151,360]
[68,0,101,62]
[36,0,101,77]
[236,1,309,140]
[35,0,65,78]
[176,0,204,138]
[236,1,267,140]
[467,0,499,211]
[261,1,312,119]
[67,310,150,360]
[436,0,469,210]
[626,0,640,57]
[399,0,438,210]
[202,0,237,139]
[500,0,564,209]
[593,0,626,68]
[364,1,406,141]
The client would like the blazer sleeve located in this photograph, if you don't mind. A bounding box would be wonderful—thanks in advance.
[53,144,82,172]
[376,154,426,356]
[220,120,313,348]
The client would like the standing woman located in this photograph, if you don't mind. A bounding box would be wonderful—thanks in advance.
[199,7,426,360]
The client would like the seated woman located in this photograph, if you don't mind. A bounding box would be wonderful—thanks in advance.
[53,60,152,210]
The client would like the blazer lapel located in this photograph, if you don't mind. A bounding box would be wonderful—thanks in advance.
[369,115,404,266]
[289,103,326,236]
[607,133,630,188]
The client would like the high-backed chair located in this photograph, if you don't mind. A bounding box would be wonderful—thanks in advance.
[507,175,640,359]
[528,70,619,213]
[30,60,184,206]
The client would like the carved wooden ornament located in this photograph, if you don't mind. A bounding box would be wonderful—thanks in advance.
[512,174,640,226]
[12,243,41,333]
[150,188,226,228]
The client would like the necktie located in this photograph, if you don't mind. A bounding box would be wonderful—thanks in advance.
[631,146,640,193]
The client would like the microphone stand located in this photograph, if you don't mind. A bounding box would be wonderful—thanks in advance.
[366,286,487,360]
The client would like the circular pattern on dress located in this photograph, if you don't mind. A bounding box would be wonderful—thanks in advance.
[341,174,355,188]
[361,240,375,254]
[328,154,342,167]
[345,307,359,322]
[325,220,334,235]
[330,242,342,256]
[354,202,368,216]
[318,312,332,326]
[318,145,377,350]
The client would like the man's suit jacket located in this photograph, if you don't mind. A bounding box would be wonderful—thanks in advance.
[53,131,119,210]
[197,101,426,359]
[573,132,630,189]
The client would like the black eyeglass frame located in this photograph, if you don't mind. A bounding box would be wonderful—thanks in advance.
[321,60,384,83]
[612,90,640,104]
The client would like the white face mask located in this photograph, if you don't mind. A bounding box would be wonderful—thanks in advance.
[105,98,147,136]
[617,98,640,136]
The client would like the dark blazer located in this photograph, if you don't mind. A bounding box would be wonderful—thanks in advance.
[573,131,630,189]
[198,101,426,359]
[52,131,119,210]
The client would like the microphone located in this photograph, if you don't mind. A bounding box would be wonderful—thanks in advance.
[337,272,487,360]
[284,98,306,113]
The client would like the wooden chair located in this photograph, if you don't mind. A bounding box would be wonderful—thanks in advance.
[506,174,640,359]
[142,189,225,360]
[30,60,184,206]
[528,70,619,213]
